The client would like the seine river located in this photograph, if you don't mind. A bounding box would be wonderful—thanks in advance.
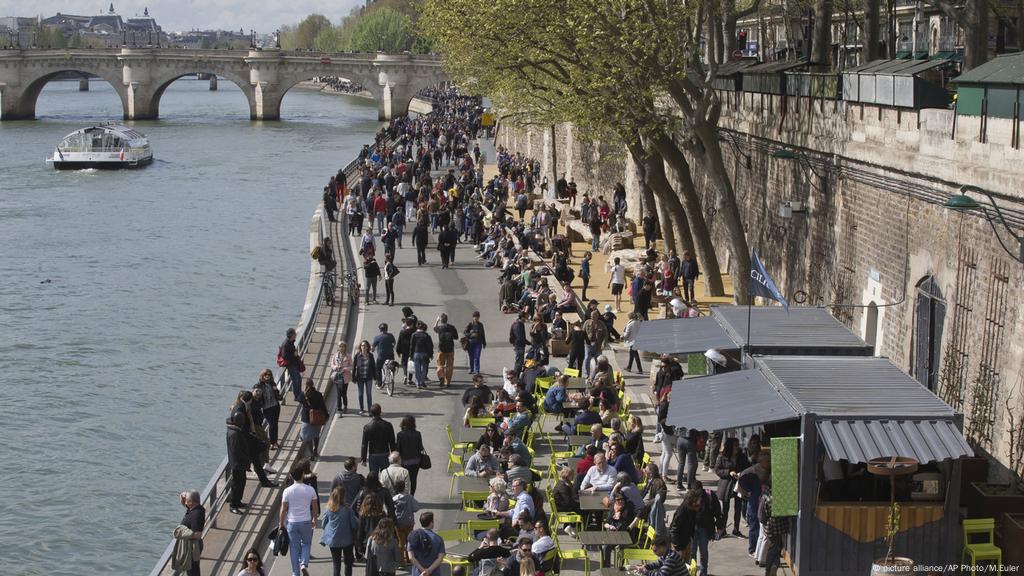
[0,79,379,575]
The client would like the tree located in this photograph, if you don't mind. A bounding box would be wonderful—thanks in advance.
[927,0,988,70]
[811,0,834,65]
[281,14,332,50]
[347,7,415,52]
[420,0,734,298]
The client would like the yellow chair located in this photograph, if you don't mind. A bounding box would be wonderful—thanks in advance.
[577,423,594,435]
[621,548,659,567]
[553,533,589,576]
[962,518,1002,574]
[564,367,580,378]
[536,376,554,392]
[461,490,490,512]
[446,424,474,459]
[547,487,584,534]
[466,518,500,536]
[546,435,576,460]
[448,453,466,498]
[468,416,498,428]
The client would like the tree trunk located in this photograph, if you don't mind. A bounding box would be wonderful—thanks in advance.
[645,150,695,255]
[812,0,833,66]
[650,133,726,298]
[963,0,989,71]
[629,144,677,254]
[886,0,896,59]
[549,125,558,195]
[864,0,880,61]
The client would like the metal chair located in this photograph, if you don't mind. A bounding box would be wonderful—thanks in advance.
[468,416,498,428]
[448,452,466,498]
[461,490,490,512]
[552,532,589,576]
[962,518,1002,574]
[438,528,472,573]
[564,367,580,378]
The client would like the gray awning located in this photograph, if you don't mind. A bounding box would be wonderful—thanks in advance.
[633,317,736,355]
[666,370,799,431]
[816,419,974,464]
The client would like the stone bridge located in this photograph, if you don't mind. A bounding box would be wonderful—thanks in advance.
[0,48,449,121]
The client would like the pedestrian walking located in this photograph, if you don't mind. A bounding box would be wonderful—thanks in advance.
[364,256,381,303]
[508,312,528,374]
[366,517,402,576]
[433,314,459,387]
[397,318,415,385]
[360,404,397,474]
[299,378,328,461]
[237,547,265,576]
[622,313,644,374]
[409,321,434,389]
[407,512,446,576]
[280,467,320,576]
[463,311,487,376]
[225,411,251,515]
[330,342,353,416]
[413,221,428,266]
[438,223,459,269]
[608,257,626,312]
[680,251,700,303]
[713,437,750,537]
[320,486,359,576]
[383,254,399,306]
[579,251,592,301]
[279,328,304,402]
[352,340,377,415]
[372,323,396,388]
[396,415,426,495]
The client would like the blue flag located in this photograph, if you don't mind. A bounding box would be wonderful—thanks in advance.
[749,250,789,309]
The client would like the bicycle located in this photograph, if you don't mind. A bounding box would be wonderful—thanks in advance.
[342,269,360,305]
[318,271,337,306]
[376,359,397,396]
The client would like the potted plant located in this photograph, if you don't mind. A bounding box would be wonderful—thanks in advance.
[967,482,1024,520]
[868,457,918,575]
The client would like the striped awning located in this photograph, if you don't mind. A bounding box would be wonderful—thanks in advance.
[816,418,973,464]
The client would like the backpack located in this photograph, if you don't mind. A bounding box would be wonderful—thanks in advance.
[277,346,287,367]
[310,246,322,260]
[409,529,434,556]
[695,432,706,454]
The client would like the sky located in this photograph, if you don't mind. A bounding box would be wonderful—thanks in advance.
[1,0,365,33]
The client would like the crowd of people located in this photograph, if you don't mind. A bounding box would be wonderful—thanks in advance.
[170,87,787,576]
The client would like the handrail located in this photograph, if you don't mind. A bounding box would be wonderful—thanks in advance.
[147,154,370,576]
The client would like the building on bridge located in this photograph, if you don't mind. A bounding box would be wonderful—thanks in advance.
[39,5,163,47]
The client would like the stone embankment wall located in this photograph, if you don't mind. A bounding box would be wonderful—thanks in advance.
[498,97,1024,482]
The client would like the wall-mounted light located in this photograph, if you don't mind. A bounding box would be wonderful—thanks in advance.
[944,184,1023,263]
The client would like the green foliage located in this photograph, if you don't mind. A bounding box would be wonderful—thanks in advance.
[347,7,415,52]
[281,1,432,53]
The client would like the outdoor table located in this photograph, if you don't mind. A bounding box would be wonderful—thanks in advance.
[564,377,589,390]
[567,434,594,446]
[579,494,608,511]
[452,510,501,525]
[458,475,491,492]
[445,540,484,559]
[578,531,635,568]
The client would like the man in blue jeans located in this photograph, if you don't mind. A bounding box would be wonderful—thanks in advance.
[372,323,396,387]
[690,480,723,576]
[739,453,771,558]
[409,321,433,389]
[280,467,319,576]
[408,512,445,576]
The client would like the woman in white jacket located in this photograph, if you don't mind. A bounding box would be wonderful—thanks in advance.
[330,341,353,416]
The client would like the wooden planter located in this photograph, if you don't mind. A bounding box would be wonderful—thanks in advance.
[967,483,1024,522]
[1002,513,1024,565]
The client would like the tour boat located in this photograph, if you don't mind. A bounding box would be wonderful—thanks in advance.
[47,124,153,170]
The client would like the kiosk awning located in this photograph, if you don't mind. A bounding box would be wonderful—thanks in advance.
[816,418,973,464]
[632,317,736,355]
[665,370,799,431]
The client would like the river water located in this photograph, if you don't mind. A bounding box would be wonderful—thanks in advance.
[0,79,379,575]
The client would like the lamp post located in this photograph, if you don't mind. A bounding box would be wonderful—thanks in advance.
[275,29,280,49]
[250,29,255,49]
[944,185,1024,263]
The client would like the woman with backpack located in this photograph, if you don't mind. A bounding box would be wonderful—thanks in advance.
[366,517,401,576]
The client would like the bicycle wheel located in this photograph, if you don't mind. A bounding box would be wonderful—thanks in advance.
[385,367,395,396]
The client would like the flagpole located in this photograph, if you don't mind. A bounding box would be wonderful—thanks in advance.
[745,295,753,368]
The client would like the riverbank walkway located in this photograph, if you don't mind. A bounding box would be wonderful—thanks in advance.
[246,136,789,576]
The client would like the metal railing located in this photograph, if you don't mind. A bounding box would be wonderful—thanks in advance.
[147,154,368,576]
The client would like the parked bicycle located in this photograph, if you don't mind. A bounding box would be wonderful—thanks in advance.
[342,269,360,305]
[318,271,337,306]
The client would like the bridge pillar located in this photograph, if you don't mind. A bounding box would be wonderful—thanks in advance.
[121,47,160,120]
[209,76,218,91]
[0,83,36,120]
[253,81,283,121]
[378,83,414,120]
[79,77,89,91]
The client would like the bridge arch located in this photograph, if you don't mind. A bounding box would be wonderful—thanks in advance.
[2,66,128,120]
[267,68,384,121]
[142,70,256,120]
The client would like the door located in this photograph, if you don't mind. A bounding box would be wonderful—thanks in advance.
[913,276,946,391]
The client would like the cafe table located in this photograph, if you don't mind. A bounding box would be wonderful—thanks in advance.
[577,531,635,568]
[579,493,608,511]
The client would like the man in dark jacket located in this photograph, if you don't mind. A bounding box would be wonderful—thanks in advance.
[642,211,657,250]
[438,223,459,269]
[433,313,459,388]
[397,319,415,385]
[509,312,528,374]
[409,321,434,389]
[461,374,493,407]
[413,221,429,265]
[361,404,397,474]
[679,251,700,303]
[331,456,364,507]
[226,411,251,514]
